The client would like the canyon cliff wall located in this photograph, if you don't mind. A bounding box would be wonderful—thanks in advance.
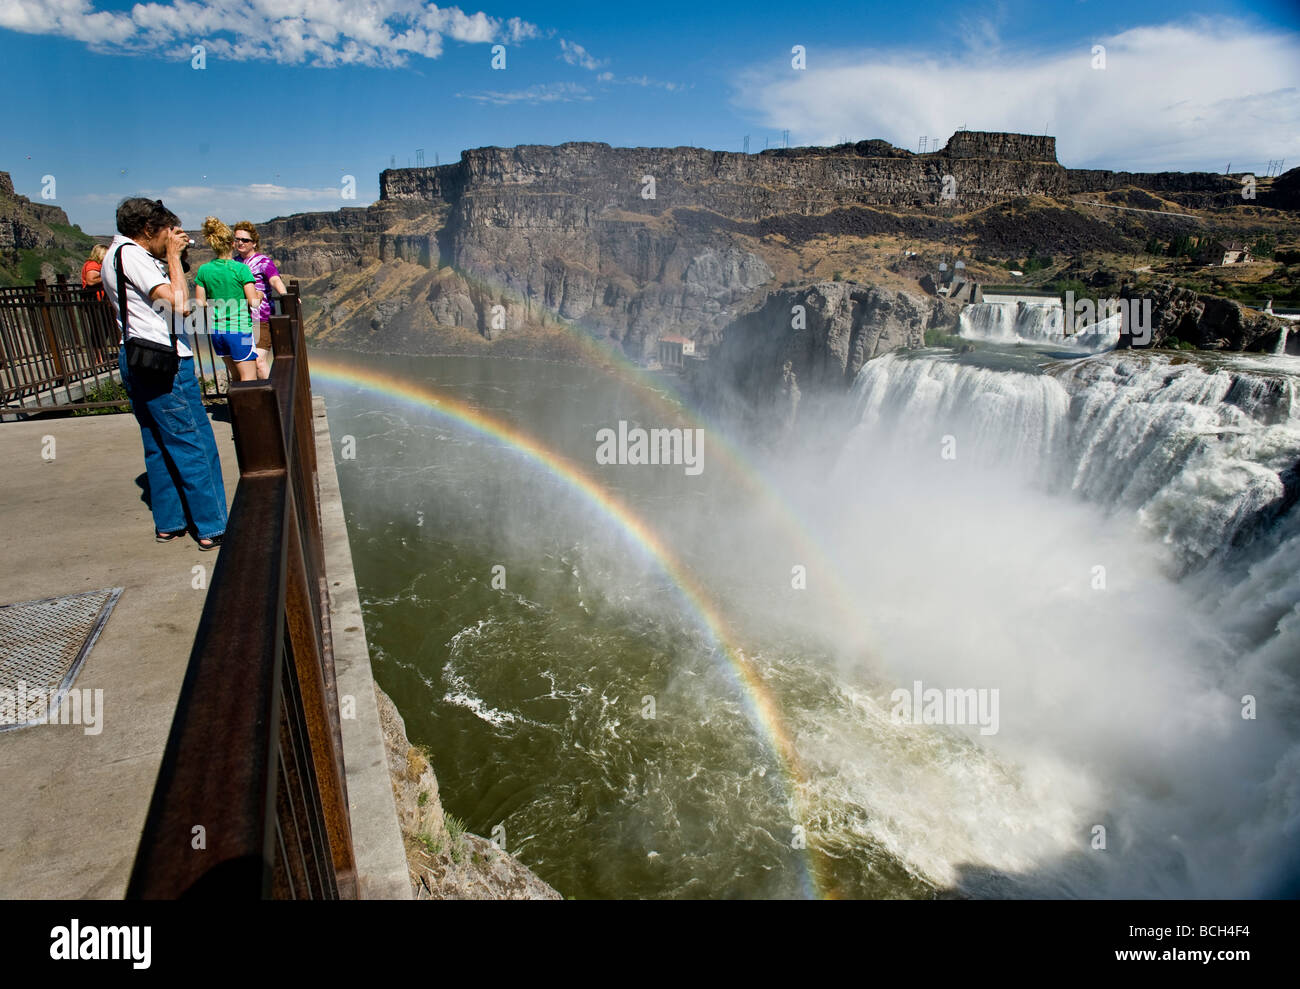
[251,133,1296,406]
[0,171,80,266]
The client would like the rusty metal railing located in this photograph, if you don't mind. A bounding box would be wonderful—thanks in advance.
[0,273,239,415]
[127,282,358,899]
[0,276,120,411]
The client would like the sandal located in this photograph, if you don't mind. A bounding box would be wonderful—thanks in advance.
[156,529,187,543]
[197,535,223,552]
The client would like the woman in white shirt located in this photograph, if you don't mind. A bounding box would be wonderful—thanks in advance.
[102,198,228,550]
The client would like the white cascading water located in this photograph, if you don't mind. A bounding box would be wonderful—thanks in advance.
[809,349,1300,897]
[960,294,1121,352]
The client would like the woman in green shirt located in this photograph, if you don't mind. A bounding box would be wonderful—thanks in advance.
[194,216,262,382]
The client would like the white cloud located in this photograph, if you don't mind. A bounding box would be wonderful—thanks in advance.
[0,0,539,67]
[558,38,605,71]
[733,18,1300,172]
[456,81,591,105]
[620,74,686,92]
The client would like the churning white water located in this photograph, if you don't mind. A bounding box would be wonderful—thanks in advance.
[800,348,1300,897]
[959,294,1121,352]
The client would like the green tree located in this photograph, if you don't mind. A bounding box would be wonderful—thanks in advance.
[1251,234,1276,259]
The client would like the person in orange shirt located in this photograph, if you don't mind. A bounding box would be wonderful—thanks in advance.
[81,244,107,290]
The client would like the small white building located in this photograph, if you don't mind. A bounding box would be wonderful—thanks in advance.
[658,334,695,368]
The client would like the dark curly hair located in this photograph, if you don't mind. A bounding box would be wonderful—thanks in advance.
[115,198,181,239]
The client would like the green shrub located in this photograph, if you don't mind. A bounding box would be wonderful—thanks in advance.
[924,328,968,348]
[73,379,129,416]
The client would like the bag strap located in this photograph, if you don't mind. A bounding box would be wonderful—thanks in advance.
[114,242,179,353]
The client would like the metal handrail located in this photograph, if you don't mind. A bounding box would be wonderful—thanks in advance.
[0,273,236,414]
[127,283,358,899]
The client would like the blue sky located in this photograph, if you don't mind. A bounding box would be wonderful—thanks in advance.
[2,0,1297,234]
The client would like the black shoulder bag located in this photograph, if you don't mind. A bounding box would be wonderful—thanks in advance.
[116,244,180,386]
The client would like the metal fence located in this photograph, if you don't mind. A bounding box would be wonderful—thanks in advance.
[0,273,255,415]
[127,285,358,898]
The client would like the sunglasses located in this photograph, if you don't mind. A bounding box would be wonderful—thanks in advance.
[233,236,254,243]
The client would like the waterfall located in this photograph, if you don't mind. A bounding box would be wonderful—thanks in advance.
[959,294,1120,352]
[1277,326,1290,356]
[822,348,1300,897]
[845,350,1299,574]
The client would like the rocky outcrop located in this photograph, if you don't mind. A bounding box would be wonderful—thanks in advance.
[1119,280,1294,352]
[249,133,1295,359]
[704,281,960,436]
[0,171,81,268]
[376,684,562,900]
[943,131,1056,162]
[381,137,1073,216]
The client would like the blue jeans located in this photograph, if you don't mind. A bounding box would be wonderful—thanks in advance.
[119,349,228,539]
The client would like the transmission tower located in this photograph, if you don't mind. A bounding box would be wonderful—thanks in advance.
[415,148,425,166]
[743,135,750,154]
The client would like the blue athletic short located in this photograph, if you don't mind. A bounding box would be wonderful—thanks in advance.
[212,330,256,362]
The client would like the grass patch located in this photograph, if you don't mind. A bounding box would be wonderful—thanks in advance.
[445,813,466,843]
[444,814,467,864]
[923,328,969,348]
[417,831,444,856]
[73,379,129,415]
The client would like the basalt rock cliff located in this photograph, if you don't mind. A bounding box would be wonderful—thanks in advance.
[0,171,93,285]
[253,132,1297,407]
[1119,280,1294,352]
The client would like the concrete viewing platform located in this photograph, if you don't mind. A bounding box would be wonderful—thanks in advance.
[0,397,409,899]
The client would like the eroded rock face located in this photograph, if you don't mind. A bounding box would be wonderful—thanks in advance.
[705,281,961,437]
[1120,281,1292,351]
[376,685,562,900]
[716,281,956,388]
[252,137,1293,358]
[0,170,75,264]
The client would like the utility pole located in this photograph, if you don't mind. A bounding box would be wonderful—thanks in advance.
[416,148,425,166]
[783,129,789,148]
[743,135,749,154]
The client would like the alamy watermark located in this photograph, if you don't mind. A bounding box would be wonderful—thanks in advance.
[890,680,999,735]
[1063,290,1152,345]
[0,681,103,735]
[50,920,150,969]
[595,421,704,475]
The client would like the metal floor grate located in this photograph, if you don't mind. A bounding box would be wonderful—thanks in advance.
[0,587,122,731]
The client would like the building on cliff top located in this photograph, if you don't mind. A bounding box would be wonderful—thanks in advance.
[658,334,695,369]
[1198,239,1253,266]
